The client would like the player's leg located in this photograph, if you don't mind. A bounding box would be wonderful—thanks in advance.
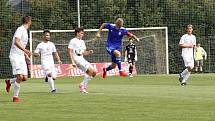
[113,50,127,76]
[180,56,194,86]
[195,60,200,72]
[199,59,203,73]
[129,60,134,77]
[10,55,27,102]
[13,74,22,102]
[78,58,96,93]
[6,57,17,93]
[102,48,117,78]
[5,78,16,93]
[81,67,96,93]
[43,64,56,93]
[113,50,122,71]
[47,72,56,93]
[179,56,189,83]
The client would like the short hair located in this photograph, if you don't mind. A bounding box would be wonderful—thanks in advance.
[116,18,124,23]
[75,27,84,36]
[187,24,193,29]
[43,30,50,34]
[22,15,32,24]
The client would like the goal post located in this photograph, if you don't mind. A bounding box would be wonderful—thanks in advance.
[29,27,168,78]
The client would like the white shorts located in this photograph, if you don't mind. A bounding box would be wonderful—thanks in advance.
[75,56,92,72]
[182,56,194,67]
[42,64,57,78]
[9,54,28,76]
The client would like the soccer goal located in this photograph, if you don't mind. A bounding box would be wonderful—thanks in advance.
[29,27,168,78]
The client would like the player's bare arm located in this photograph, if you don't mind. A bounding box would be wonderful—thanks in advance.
[179,44,194,48]
[83,49,93,56]
[15,37,32,56]
[96,23,106,38]
[24,53,31,63]
[127,32,139,42]
[67,48,77,67]
[33,52,40,57]
[54,52,62,64]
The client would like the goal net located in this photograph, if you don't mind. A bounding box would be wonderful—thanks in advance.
[30,27,168,78]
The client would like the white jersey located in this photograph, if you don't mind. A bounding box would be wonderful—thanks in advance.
[10,25,28,56]
[179,34,196,57]
[34,41,57,66]
[68,38,86,59]
[68,38,92,72]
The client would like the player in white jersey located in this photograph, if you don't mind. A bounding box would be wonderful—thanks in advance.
[67,27,96,93]
[34,30,62,93]
[179,24,196,86]
[5,16,32,102]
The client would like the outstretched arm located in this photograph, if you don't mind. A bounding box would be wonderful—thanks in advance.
[54,52,62,64]
[96,23,106,38]
[83,49,93,56]
[127,32,139,42]
[67,48,77,67]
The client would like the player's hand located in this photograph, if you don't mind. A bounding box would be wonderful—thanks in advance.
[72,62,77,68]
[33,53,40,57]
[89,50,93,54]
[135,38,140,42]
[24,54,31,64]
[96,33,101,38]
[24,49,32,57]
[58,60,62,64]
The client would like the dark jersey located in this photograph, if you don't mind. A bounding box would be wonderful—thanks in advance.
[125,44,136,60]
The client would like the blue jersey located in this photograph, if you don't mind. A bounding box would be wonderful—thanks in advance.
[105,23,129,49]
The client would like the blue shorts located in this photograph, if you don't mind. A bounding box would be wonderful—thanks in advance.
[106,47,121,63]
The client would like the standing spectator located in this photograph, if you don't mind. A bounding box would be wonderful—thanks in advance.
[194,43,207,73]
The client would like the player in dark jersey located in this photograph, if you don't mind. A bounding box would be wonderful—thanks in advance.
[125,39,137,77]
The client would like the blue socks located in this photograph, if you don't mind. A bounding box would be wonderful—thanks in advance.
[115,57,122,71]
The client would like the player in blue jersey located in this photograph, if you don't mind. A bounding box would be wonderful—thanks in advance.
[96,18,139,78]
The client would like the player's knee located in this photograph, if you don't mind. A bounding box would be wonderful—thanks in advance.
[16,75,23,83]
[92,71,96,77]
[187,66,193,72]
[47,73,52,77]
[22,77,27,82]
[114,50,121,57]
[112,64,117,68]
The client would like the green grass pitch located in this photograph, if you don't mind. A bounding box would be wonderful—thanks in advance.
[0,74,215,121]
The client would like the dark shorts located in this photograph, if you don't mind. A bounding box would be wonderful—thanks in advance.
[127,53,135,65]
[195,59,203,66]
[106,47,121,63]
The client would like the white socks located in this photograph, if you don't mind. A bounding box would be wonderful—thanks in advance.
[181,69,189,78]
[13,81,20,97]
[10,78,16,84]
[48,77,55,91]
[182,72,191,83]
[81,74,92,86]
[181,68,191,83]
